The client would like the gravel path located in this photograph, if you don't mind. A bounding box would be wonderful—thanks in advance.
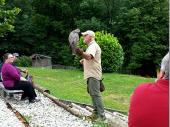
[0,98,24,127]
[7,91,92,127]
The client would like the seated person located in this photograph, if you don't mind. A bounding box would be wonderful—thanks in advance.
[128,53,169,127]
[1,53,39,103]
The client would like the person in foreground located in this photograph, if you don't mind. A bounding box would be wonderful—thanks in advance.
[75,30,106,122]
[1,53,39,103]
[128,52,169,127]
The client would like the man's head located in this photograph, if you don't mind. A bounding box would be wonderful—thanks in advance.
[159,52,169,80]
[3,53,14,63]
[163,60,169,79]
[13,53,19,61]
[81,30,95,44]
[13,53,19,57]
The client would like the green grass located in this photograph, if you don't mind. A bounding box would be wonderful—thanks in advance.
[25,67,155,113]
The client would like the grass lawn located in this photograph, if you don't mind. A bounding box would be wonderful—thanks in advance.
[26,67,155,113]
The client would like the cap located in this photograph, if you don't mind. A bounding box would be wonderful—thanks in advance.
[13,53,19,57]
[81,30,95,38]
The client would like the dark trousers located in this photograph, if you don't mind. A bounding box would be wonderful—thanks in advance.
[6,81,37,101]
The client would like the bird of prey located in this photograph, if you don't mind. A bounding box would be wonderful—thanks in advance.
[68,29,80,55]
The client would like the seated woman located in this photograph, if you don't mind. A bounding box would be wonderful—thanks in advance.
[1,53,39,103]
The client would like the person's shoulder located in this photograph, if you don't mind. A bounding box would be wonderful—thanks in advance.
[88,41,97,48]
[92,41,101,49]
[93,41,99,45]
[131,83,155,98]
[3,63,13,68]
[5,63,11,66]
[134,82,155,93]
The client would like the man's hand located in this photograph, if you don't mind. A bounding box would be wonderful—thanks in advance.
[20,77,27,81]
[80,59,84,65]
[24,69,28,74]
[75,48,84,56]
[21,69,28,74]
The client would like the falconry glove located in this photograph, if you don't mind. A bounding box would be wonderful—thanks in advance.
[75,48,84,56]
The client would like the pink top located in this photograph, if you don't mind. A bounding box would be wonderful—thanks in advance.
[1,63,20,87]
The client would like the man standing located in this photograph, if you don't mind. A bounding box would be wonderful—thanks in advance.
[75,30,106,121]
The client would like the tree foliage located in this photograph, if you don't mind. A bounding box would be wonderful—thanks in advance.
[113,0,168,76]
[0,0,20,37]
[0,0,168,76]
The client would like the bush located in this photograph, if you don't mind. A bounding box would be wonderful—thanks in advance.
[14,56,32,67]
[74,31,124,72]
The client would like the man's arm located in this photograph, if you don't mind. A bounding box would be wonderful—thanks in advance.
[80,59,84,64]
[17,67,28,74]
[75,48,93,60]
[81,52,93,60]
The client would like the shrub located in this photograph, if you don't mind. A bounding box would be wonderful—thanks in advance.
[14,56,32,67]
[74,31,124,72]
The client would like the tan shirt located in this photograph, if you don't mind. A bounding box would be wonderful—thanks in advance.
[83,40,102,80]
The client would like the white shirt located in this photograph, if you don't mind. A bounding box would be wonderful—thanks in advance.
[83,40,102,80]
